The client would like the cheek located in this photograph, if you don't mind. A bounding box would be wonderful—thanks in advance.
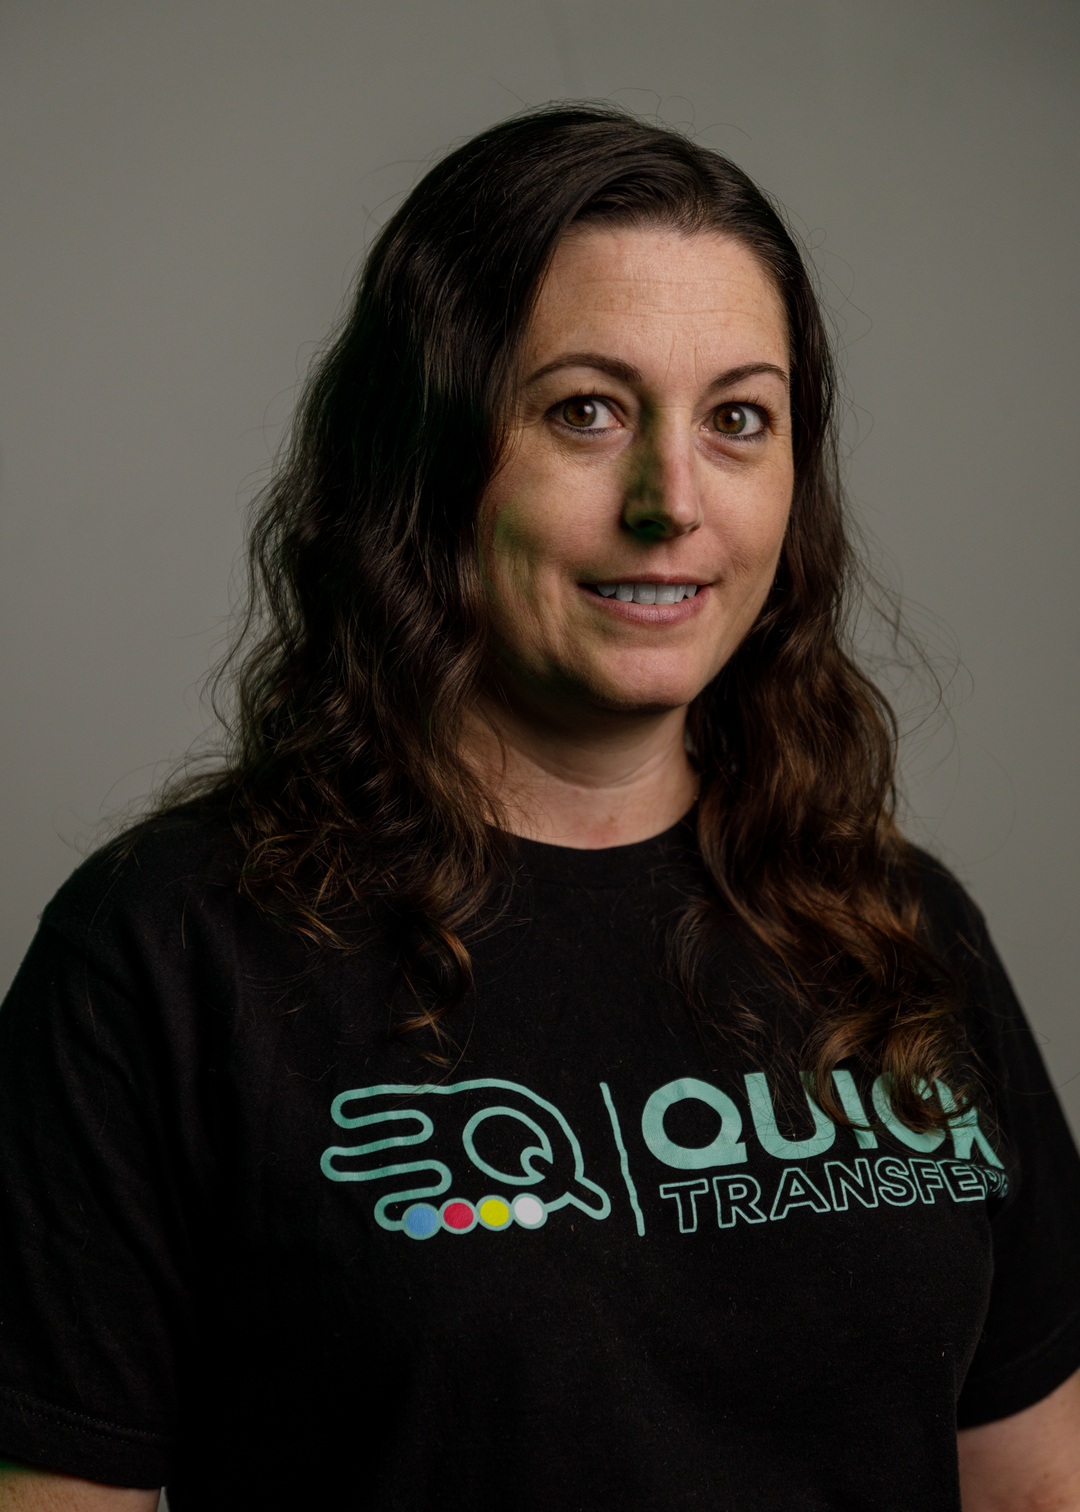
[481,467,592,602]
[484,502,555,608]
[721,467,794,581]
[478,461,535,585]
[478,502,562,649]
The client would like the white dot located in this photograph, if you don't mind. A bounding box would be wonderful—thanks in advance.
[512,1195,546,1229]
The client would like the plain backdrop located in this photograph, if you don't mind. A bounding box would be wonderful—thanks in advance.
[2,0,1078,1140]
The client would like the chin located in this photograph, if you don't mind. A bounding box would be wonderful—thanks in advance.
[576,653,718,713]
[583,674,712,715]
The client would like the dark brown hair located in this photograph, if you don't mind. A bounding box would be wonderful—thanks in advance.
[168,104,968,1131]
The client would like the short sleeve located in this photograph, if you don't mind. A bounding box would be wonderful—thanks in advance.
[0,844,212,1487]
[936,875,1080,1427]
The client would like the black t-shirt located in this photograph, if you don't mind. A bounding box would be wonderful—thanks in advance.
[0,812,1078,1511]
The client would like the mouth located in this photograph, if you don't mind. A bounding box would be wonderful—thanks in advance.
[584,581,704,606]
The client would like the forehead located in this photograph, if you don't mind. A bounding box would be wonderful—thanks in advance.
[526,226,789,364]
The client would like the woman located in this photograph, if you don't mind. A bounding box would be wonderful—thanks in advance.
[0,105,1077,1511]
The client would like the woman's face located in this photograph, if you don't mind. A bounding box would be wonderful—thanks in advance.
[478,225,794,723]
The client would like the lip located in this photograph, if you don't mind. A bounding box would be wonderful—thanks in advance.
[578,579,711,625]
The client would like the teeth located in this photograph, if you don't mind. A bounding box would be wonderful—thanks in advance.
[595,583,701,604]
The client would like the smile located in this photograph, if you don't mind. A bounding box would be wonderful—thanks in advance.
[589,582,702,605]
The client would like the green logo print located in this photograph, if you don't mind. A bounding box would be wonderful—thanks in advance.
[321,1078,611,1240]
[641,1078,748,1168]
[643,1070,1007,1237]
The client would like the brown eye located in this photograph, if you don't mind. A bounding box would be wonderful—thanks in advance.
[561,399,600,428]
[713,404,764,436]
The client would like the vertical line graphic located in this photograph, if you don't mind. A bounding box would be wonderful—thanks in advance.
[600,1082,646,1236]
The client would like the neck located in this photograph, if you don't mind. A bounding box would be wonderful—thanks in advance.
[462,690,698,849]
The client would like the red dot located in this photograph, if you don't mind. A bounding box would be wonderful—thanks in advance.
[443,1201,475,1230]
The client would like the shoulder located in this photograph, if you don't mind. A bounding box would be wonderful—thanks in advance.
[0,807,270,1078]
[906,845,1039,1078]
[40,804,248,964]
[906,844,991,964]
[901,844,1021,1049]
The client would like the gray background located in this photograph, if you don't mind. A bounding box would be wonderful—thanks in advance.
[2,0,1078,1138]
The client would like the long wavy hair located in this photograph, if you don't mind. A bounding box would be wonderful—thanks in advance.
[165,104,969,1131]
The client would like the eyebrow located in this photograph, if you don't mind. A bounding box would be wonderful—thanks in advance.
[524,352,790,390]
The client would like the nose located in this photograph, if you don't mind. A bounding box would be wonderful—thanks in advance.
[620,419,704,541]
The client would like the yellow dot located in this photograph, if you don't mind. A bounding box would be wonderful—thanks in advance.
[478,1198,510,1229]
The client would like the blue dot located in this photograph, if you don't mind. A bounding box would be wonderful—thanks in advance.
[402,1203,440,1240]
